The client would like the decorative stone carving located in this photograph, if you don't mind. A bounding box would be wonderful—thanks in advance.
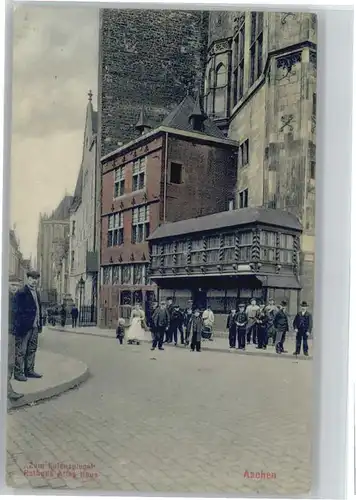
[276,52,301,82]
[251,229,260,261]
[130,253,135,262]
[218,235,224,262]
[141,253,146,261]
[310,51,317,70]
[275,264,282,274]
[202,238,207,264]
[234,232,240,262]
[280,114,294,133]
[118,254,123,263]
[281,12,297,25]
[276,233,281,262]
[109,256,113,264]
[131,197,136,206]
[214,40,230,54]
[143,192,148,201]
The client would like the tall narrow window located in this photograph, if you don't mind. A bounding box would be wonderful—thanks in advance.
[312,93,317,116]
[132,157,146,192]
[132,205,150,244]
[114,166,125,198]
[233,15,245,106]
[238,139,249,168]
[170,162,183,184]
[249,12,264,86]
[239,188,248,208]
[71,250,75,271]
[72,221,76,236]
[107,212,124,247]
[216,63,227,87]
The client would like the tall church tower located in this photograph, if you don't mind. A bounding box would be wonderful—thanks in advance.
[204,10,317,308]
[98,9,209,157]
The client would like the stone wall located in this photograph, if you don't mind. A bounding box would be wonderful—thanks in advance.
[98,9,209,157]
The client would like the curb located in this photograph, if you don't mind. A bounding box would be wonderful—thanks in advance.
[48,327,312,361]
[8,359,90,411]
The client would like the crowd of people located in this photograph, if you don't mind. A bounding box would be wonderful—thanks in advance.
[116,297,313,357]
[8,270,43,403]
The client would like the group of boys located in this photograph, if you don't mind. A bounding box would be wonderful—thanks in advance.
[149,298,208,352]
[226,298,313,356]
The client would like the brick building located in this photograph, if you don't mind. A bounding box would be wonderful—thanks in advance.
[203,11,317,308]
[99,95,238,327]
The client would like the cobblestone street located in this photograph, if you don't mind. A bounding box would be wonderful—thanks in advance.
[7,328,312,495]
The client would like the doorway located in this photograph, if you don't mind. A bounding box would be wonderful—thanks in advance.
[192,289,207,310]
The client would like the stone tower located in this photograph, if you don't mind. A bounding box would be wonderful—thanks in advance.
[203,11,317,308]
[98,9,209,157]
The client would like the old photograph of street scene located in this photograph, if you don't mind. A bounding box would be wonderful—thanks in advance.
[6,5,316,495]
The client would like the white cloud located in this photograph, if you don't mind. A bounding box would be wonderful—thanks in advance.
[11,4,98,258]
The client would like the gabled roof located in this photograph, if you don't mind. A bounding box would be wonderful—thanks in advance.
[148,207,302,241]
[161,95,227,140]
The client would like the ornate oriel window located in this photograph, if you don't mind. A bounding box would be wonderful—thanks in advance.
[107,212,124,247]
[150,244,161,268]
[114,166,125,198]
[190,239,204,265]
[249,12,264,86]
[222,233,235,262]
[205,236,220,264]
[176,240,189,266]
[239,231,253,260]
[280,234,294,264]
[260,231,277,261]
[163,243,175,267]
[233,13,245,106]
[132,205,150,243]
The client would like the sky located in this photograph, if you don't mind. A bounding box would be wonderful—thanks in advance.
[11,4,98,260]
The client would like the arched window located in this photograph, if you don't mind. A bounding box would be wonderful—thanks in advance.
[216,63,227,87]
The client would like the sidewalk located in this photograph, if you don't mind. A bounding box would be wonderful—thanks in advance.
[8,350,89,410]
[48,326,313,361]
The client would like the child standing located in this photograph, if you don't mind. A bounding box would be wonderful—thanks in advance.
[236,303,248,350]
[116,318,125,344]
[187,309,203,352]
[226,308,237,349]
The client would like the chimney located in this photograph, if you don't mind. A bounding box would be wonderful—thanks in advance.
[188,93,206,132]
[135,106,152,135]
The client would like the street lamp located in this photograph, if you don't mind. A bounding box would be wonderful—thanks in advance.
[78,277,85,326]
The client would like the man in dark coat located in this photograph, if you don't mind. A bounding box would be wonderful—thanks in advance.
[151,301,170,351]
[293,301,313,356]
[183,300,193,345]
[71,305,79,328]
[60,305,66,327]
[274,300,289,354]
[256,303,269,350]
[8,278,24,401]
[187,309,203,352]
[170,305,185,346]
[14,270,43,381]
[226,308,237,349]
[165,297,174,343]
[235,303,248,350]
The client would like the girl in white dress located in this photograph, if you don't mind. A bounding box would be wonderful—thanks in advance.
[126,305,147,345]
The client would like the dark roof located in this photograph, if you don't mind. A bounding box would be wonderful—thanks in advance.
[161,95,227,140]
[135,107,152,132]
[148,207,302,241]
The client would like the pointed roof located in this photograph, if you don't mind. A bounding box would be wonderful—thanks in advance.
[71,164,84,209]
[161,95,226,140]
[135,106,152,133]
[189,93,206,121]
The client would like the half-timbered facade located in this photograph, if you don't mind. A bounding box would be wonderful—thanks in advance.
[148,207,302,319]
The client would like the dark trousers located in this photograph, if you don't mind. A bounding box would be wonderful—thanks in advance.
[257,326,268,348]
[72,317,78,328]
[267,325,276,344]
[152,327,165,349]
[117,337,123,345]
[8,333,15,393]
[275,329,287,353]
[60,318,66,327]
[295,331,308,354]
[15,328,39,376]
[171,324,184,344]
[247,323,257,344]
[191,332,201,352]
[237,327,246,349]
[228,327,237,348]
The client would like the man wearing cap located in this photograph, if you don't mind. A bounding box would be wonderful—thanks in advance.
[293,301,313,357]
[8,277,24,401]
[273,300,289,354]
[14,270,43,381]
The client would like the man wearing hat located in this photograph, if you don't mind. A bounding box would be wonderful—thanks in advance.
[293,301,313,356]
[13,270,43,381]
[8,276,24,401]
[273,300,289,354]
[236,303,248,350]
